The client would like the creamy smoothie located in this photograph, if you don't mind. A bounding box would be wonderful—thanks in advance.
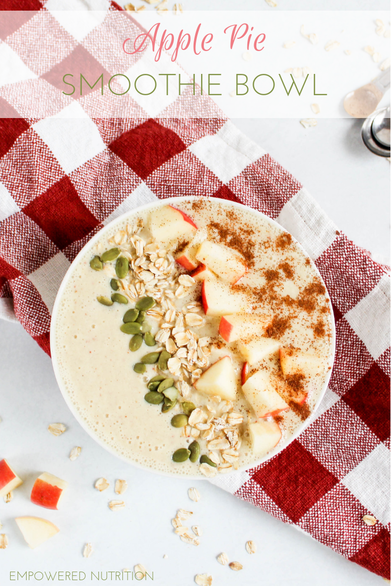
[52,198,334,477]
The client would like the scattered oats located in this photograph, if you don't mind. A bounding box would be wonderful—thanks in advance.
[177,509,193,520]
[229,90,236,97]
[4,492,13,503]
[380,58,390,70]
[178,2,183,12]
[168,356,182,376]
[0,535,8,549]
[124,2,135,10]
[207,452,220,465]
[325,40,340,52]
[375,19,385,35]
[245,540,257,554]
[163,554,168,559]
[363,515,377,526]
[345,49,352,56]
[172,517,182,529]
[83,543,93,558]
[373,52,381,63]
[185,313,204,327]
[283,40,296,49]
[115,479,128,495]
[242,51,252,61]
[181,534,200,546]
[217,552,229,565]
[94,477,109,492]
[0,521,2,530]
[156,329,170,344]
[300,118,317,129]
[208,437,230,450]
[311,103,320,115]
[199,463,217,478]
[191,428,201,438]
[108,500,125,511]
[134,565,147,578]
[136,4,145,11]
[229,561,243,571]
[192,525,202,536]
[175,331,190,347]
[264,0,277,6]
[227,412,244,426]
[364,45,375,56]
[293,67,303,78]
[48,423,67,437]
[142,0,160,4]
[189,408,208,426]
[175,526,190,536]
[165,308,176,323]
[218,464,233,474]
[195,574,213,586]
[179,274,195,287]
[166,338,177,354]
[300,25,318,45]
[69,446,82,461]
[188,487,201,502]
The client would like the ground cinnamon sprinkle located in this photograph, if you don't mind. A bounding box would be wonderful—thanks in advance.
[208,221,256,267]
[265,316,290,338]
[313,320,325,338]
[278,262,294,279]
[264,269,280,282]
[297,279,326,313]
[174,239,189,255]
[286,373,305,393]
[275,233,292,249]
[288,400,311,421]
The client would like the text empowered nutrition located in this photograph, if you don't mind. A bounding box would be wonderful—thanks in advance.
[62,73,327,97]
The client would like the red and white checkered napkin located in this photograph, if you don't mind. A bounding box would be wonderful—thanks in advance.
[0,1,389,579]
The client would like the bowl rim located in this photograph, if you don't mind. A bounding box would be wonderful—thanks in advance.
[50,195,336,480]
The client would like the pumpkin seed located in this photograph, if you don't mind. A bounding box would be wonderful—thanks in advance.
[171,414,188,428]
[172,448,190,463]
[134,363,146,374]
[158,350,171,371]
[149,375,165,383]
[147,375,165,390]
[140,352,160,364]
[181,402,196,416]
[90,256,103,271]
[157,378,174,393]
[163,387,179,401]
[147,381,161,391]
[97,295,113,306]
[101,248,120,262]
[120,322,141,335]
[136,311,146,323]
[200,455,217,468]
[111,293,128,305]
[110,278,120,291]
[189,441,200,463]
[123,308,139,323]
[129,335,143,352]
[144,391,164,404]
[135,296,156,311]
[144,332,156,347]
[115,256,129,279]
[162,397,177,413]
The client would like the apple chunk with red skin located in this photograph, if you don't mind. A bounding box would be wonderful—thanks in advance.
[248,420,282,457]
[237,337,281,365]
[15,516,59,549]
[194,356,237,401]
[241,362,249,385]
[191,264,215,282]
[0,459,23,497]
[279,348,324,377]
[176,229,207,271]
[149,205,197,246]
[201,279,247,317]
[219,314,270,343]
[196,240,247,284]
[31,472,68,510]
[242,371,289,418]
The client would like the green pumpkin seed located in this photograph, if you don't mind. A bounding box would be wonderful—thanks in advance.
[120,322,141,334]
[115,256,129,279]
[172,448,190,463]
[97,295,113,306]
[101,248,120,262]
[200,455,217,468]
[136,311,146,323]
[157,378,174,393]
[140,352,160,364]
[90,256,103,271]
[134,363,146,374]
[129,334,143,352]
[149,375,165,383]
[135,296,156,311]
[140,321,152,334]
[144,332,156,347]
[123,308,139,323]
[163,387,179,401]
[181,402,196,416]
[171,414,188,428]
[111,293,128,305]
[158,350,171,371]
[144,391,164,404]
[189,441,200,463]
[147,381,161,391]
[110,278,120,291]
[162,397,177,413]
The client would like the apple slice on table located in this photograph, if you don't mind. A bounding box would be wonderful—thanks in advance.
[0,459,23,498]
[194,356,237,401]
[31,473,68,510]
[201,279,247,316]
[149,205,197,246]
[15,517,59,549]
[248,420,282,457]
[237,338,281,365]
[191,264,215,282]
[242,371,289,418]
[241,362,249,385]
[279,348,324,377]
[196,240,247,284]
[219,314,270,343]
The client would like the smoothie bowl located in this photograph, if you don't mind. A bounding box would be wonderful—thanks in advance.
[51,197,335,478]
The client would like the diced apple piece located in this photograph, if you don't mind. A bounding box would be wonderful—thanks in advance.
[237,338,281,365]
[191,264,215,282]
[280,348,324,377]
[219,314,270,343]
[149,205,197,245]
[196,240,247,284]
[0,459,23,497]
[201,279,248,316]
[194,356,237,401]
[248,420,282,457]
[176,229,207,271]
[241,362,249,385]
[15,516,59,549]
[242,371,289,418]
[31,473,68,510]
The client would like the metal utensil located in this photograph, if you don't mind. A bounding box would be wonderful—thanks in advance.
[361,106,390,157]
[344,67,390,118]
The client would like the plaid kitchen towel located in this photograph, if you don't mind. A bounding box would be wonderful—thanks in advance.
[0,0,389,579]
